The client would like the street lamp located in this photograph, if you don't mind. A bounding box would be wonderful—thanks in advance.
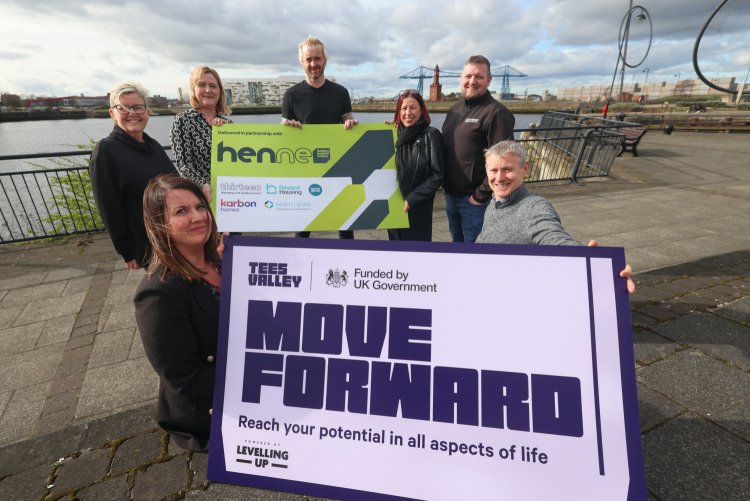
[674,73,681,96]
[640,68,650,102]
[618,2,650,99]
[604,2,652,117]
[740,66,750,104]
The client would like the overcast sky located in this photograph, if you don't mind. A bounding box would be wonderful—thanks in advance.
[2,0,749,100]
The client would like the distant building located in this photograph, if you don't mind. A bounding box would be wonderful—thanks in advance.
[148,95,169,108]
[224,77,304,106]
[429,65,442,101]
[1,93,22,109]
[23,95,109,109]
[558,77,738,102]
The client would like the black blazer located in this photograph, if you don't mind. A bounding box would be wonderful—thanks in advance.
[134,272,219,451]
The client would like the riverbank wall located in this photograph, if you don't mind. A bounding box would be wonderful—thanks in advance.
[2,101,750,132]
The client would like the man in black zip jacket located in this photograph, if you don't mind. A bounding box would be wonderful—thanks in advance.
[442,55,515,243]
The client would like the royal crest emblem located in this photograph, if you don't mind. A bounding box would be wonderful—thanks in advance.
[325,268,349,287]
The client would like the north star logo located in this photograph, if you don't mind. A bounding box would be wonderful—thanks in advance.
[325,268,349,288]
[264,201,274,208]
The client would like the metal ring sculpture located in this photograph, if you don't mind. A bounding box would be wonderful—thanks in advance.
[692,0,736,94]
[618,5,653,69]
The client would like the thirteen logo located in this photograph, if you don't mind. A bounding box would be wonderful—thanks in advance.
[325,268,349,288]
[309,184,323,196]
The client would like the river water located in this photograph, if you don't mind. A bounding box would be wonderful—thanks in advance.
[0,113,542,172]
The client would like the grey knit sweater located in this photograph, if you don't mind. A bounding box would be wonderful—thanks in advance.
[476,185,581,246]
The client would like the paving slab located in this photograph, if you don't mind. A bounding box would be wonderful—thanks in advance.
[0,321,45,356]
[110,431,163,477]
[73,475,129,501]
[632,330,683,366]
[0,391,9,417]
[714,296,750,325]
[652,311,750,370]
[0,462,53,501]
[131,455,190,501]
[0,304,23,330]
[63,274,94,294]
[80,404,157,449]
[637,350,750,440]
[88,327,135,368]
[636,383,685,433]
[0,280,67,306]
[13,290,86,327]
[186,482,329,501]
[48,447,110,498]
[101,301,137,333]
[37,314,75,347]
[0,381,52,446]
[642,414,750,501]
[76,358,158,420]
[0,424,86,477]
[43,264,99,283]
[0,271,48,292]
[0,345,62,394]
[190,451,209,488]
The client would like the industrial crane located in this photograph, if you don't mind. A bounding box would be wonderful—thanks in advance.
[399,64,528,100]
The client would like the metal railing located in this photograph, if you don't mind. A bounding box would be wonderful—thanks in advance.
[0,150,102,243]
[1,113,636,243]
[519,111,639,184]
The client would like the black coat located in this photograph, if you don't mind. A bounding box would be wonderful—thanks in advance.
[389,126,444,242]
[134,272,219,451]
[396,126,444,208]
[90,126,175,266]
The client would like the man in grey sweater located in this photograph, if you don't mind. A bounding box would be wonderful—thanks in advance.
[476,140,579,245]
[477,140,635,291]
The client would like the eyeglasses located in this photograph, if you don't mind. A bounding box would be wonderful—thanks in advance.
[112,104,147,115]
[400,89,420,97]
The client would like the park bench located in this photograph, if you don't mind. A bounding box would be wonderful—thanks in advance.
[618,127,647,157]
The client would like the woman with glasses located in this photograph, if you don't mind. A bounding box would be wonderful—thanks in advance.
[170,66,232,201]
[90,82,176,270]
[388,90,444,241]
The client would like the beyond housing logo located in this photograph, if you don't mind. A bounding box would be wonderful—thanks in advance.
[266,183,303,196]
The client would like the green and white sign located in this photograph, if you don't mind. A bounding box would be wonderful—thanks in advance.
[211,124,407,232]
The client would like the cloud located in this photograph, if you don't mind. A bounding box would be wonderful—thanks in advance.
[1,0,748,98]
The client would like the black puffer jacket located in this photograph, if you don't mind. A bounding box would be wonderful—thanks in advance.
[396,126,445,207]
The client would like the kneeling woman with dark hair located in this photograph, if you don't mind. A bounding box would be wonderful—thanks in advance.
[134,173,222,451]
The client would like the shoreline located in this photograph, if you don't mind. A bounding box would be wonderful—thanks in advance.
[1,105,748,133]
[2,99,749,123]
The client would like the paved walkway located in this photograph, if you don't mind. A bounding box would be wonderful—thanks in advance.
[0,132,748,500]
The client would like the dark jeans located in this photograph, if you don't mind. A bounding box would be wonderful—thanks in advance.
[295,231,354,239]
[444,193,488,243]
